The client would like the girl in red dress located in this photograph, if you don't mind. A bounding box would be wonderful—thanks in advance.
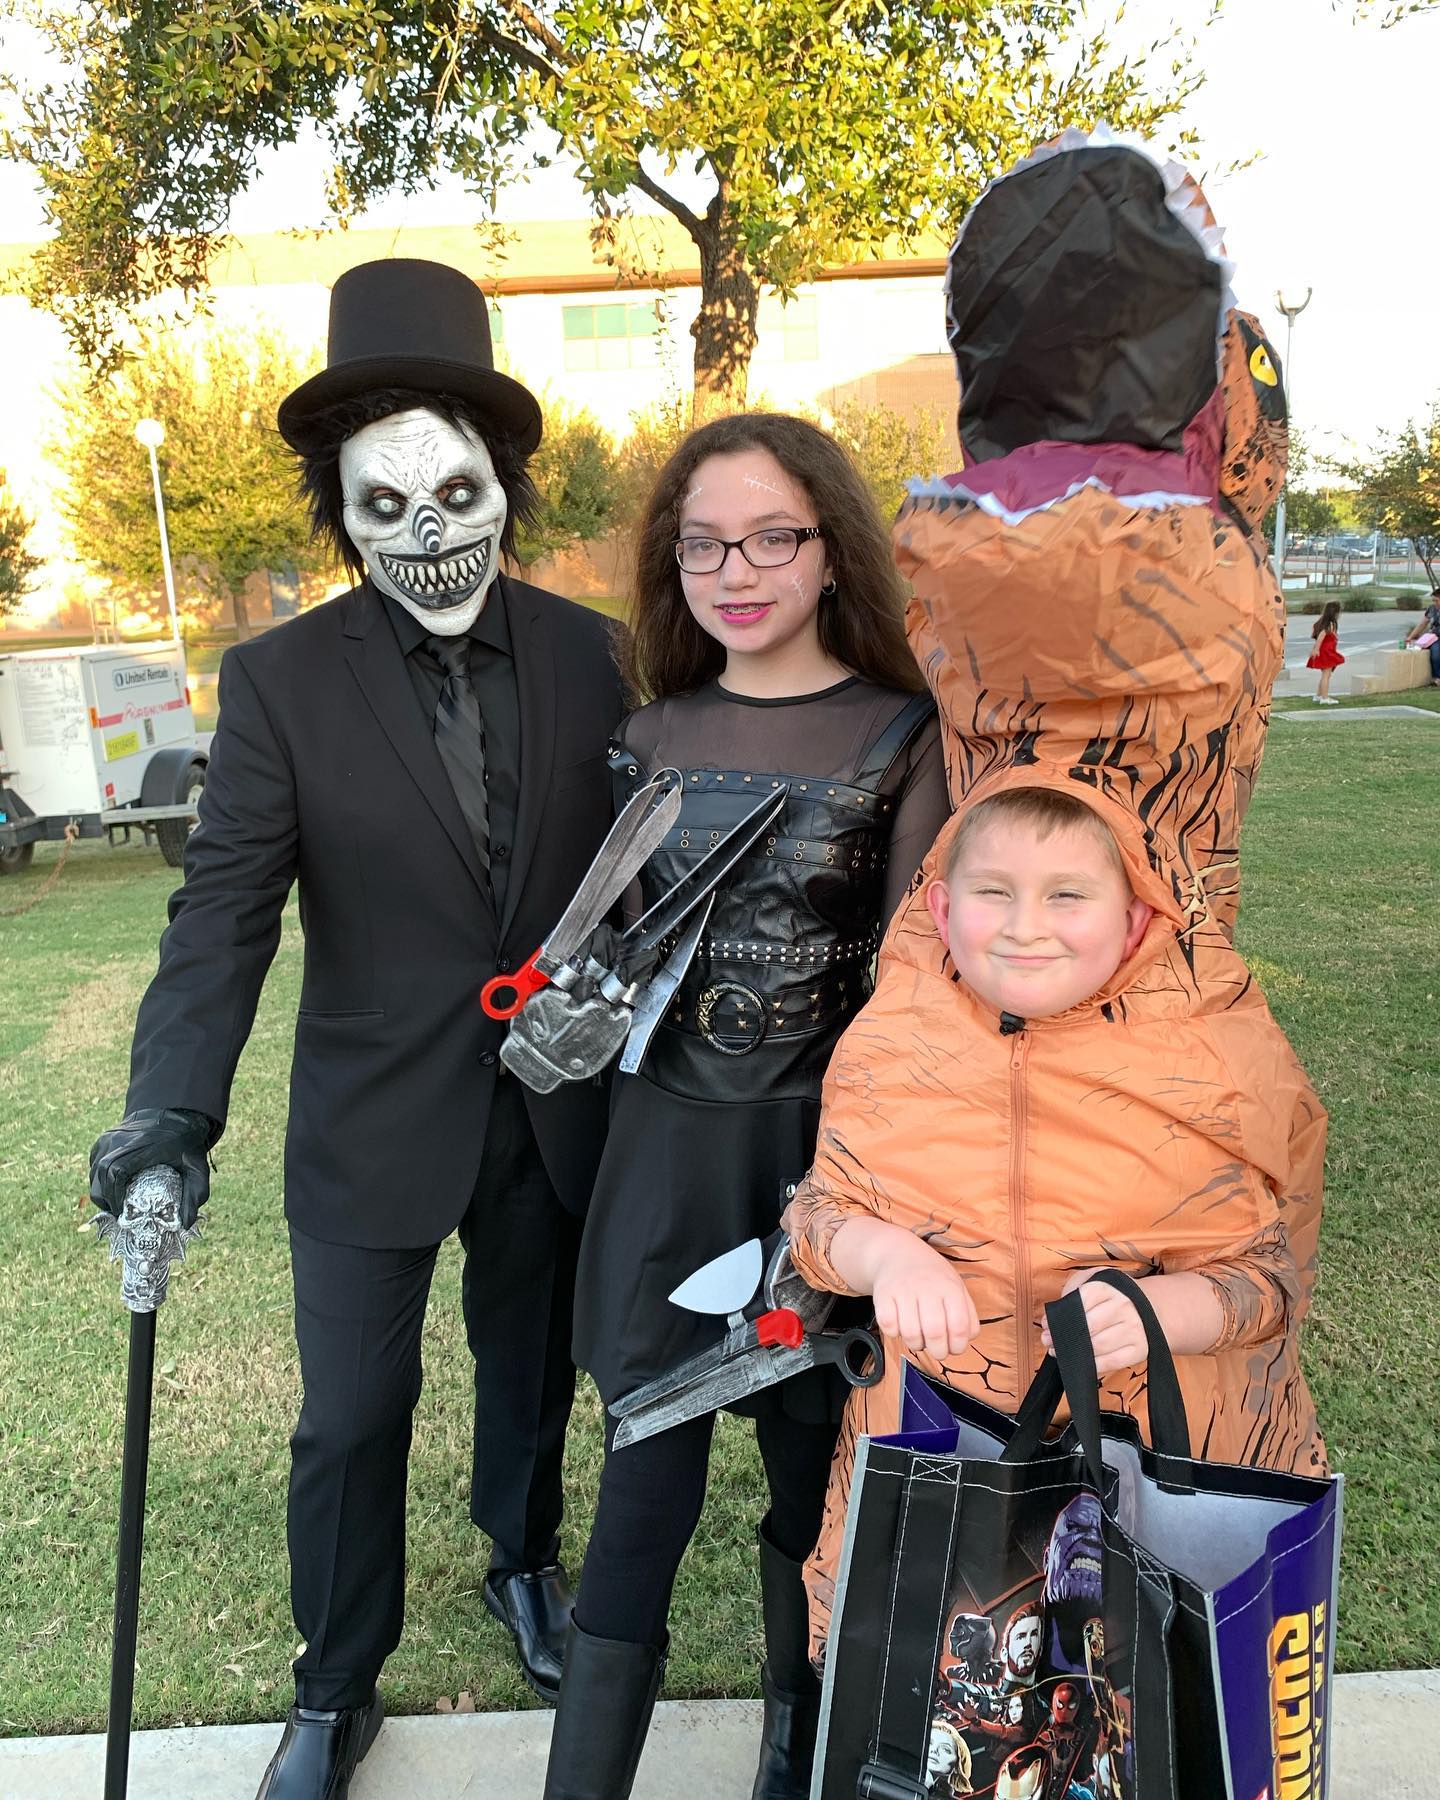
[1307,600,1344,703]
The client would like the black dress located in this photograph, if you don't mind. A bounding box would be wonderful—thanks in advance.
[572,676,950,1409]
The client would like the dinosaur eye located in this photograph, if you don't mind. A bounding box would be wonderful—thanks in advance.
[1249,344,1278,387]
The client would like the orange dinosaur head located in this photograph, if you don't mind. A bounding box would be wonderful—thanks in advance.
[943,126,1286,535]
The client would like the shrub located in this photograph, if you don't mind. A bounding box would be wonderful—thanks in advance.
[613,397,693,530]
[820,401,950,523]
[1291,585,1390,614]
[517,402,623,567]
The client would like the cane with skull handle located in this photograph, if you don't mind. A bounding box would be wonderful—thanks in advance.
[93,1165,201,1800]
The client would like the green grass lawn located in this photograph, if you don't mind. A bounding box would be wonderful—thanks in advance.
[1,710,1437,1736]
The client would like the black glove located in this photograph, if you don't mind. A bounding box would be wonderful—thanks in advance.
[89,1107,217,1230]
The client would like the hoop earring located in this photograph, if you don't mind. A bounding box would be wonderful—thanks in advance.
[820,578,838,597]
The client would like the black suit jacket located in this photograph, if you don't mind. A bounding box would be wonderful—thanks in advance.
[126,575,624,1248]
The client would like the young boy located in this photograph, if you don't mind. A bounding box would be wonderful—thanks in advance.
[784,777,1326,1656]
[821,786,1228,1378]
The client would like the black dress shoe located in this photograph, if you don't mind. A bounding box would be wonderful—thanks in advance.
[483,1562,574,1702]
[254,1691,383,1799]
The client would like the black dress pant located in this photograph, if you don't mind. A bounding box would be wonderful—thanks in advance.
[288,1073,581,1709]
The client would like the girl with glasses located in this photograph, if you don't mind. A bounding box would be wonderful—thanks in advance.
[545,412,950,1800]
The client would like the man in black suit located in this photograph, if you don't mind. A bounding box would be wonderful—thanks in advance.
[89,260,623,1800]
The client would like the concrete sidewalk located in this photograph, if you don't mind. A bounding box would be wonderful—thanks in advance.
[5,1675,1439,1799]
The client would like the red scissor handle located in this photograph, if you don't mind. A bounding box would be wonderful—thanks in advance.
[480,947,550,1020]
[755,1308,805,1350]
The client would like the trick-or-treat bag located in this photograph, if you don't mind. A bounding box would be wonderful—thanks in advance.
[814,1273,1341,1800]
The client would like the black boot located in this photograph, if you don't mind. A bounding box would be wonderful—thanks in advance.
[752,1521,822,1800]
[542,1621,666,1800]
[254,1691,383,1799]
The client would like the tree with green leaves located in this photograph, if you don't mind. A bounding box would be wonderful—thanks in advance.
[0,490,44,620]
[1263,430,1341,548]
[1354,0,1435,24]
[824,401,949,525]
[1337,400,1440,587]
[4,0,1209,410]
[51,322,330,637]
[515,401,623,568]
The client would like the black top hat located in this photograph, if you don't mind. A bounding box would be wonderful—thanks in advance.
[277,258,542,455]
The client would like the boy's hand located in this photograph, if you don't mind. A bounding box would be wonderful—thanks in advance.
[1042,1270,1148,1376]
[1042,1268,1225,1371]
[871,1236,979,1361]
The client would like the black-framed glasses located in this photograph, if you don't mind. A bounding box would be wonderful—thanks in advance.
[673,526,824,575]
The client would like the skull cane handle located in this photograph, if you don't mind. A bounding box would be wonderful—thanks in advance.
[94,1166,201,1315]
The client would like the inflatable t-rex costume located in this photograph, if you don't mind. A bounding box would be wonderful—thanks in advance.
[785,130,1327,1658]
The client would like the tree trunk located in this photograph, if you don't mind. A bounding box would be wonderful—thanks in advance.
[230,582,252,641]
[690,201,760,421]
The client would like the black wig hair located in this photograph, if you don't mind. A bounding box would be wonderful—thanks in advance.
[285,387,541,578]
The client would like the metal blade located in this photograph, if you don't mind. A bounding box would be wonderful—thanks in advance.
[611,1339,817,1449]
[607,1322,757,1422]
[668,1238,763,1315]
[763,1237,835,1333]
[618,894,714,1075]
[616,783,788,970]
[538,770,682,968]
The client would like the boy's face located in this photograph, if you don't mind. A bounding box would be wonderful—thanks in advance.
[928,818,1153,1020]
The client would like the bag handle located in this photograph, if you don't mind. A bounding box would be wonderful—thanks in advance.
[1002,1271,1192,1484]
[858,1440,966,1800]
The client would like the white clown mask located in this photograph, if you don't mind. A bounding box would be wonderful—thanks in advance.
[340,407,508,635]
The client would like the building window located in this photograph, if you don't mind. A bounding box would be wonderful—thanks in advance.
[488,303,504,343]
[562,301,662,372]
[755,294,819,363]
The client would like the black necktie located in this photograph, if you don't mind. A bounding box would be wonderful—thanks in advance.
[427,634,491,877]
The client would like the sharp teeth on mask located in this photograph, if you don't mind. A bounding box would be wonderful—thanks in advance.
[378,544,496,602]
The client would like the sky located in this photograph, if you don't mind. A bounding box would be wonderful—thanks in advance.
[0,0,1433,458]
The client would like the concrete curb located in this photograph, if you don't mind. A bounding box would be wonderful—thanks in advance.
[1275,703,1440,723]
[3,1676,1439,1799]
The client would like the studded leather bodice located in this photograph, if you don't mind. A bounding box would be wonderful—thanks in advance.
[607,692,933,1102]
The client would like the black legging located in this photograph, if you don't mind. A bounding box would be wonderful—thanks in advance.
[573,1395,840,1667]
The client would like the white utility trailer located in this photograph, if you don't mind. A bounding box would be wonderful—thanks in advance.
[0,643,208,874]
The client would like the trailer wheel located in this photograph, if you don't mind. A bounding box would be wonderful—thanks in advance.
[0,842,35,876]
[155,760,206,867]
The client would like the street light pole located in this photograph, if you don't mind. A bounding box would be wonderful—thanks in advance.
[134,419,180,644]
[1273,288,1312,585]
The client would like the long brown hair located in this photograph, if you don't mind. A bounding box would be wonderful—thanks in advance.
[622,412,924,702]
[1312,600,1341,638]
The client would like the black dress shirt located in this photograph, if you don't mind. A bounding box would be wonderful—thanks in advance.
[381,586,521,917]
